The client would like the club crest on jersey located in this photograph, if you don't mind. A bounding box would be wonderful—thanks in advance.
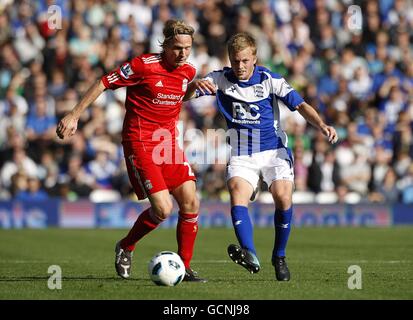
[144,180,153,190]
[120,63,134,79]
[254,85,264,98]
[182,79,188,91]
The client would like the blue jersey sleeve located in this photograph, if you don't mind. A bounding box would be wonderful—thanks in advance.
[194,70,222,97]
[279,90,304,111]
[266,70,304,111]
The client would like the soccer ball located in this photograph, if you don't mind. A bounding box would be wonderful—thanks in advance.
[148,251,186,286]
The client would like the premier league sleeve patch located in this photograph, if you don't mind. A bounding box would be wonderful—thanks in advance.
[120,63,134,79]
[182,78,188,91]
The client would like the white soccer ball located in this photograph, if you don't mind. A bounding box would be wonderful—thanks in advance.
[148,251,186,286]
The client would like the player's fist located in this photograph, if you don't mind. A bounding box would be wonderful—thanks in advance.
[194,79,216,96]
[56,112,79,139]
[321,124,338,144]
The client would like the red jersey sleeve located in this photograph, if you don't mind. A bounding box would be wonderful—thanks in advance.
[187,62,196,83]
[101,57,144,90]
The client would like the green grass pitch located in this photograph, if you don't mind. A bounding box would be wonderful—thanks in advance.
[0,227,412,300]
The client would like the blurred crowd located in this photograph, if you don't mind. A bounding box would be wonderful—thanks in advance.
[0,0,412,204]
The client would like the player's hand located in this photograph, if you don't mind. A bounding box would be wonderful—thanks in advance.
[321,124,338,144]
[193,79,216,96]
[56,112,79,139]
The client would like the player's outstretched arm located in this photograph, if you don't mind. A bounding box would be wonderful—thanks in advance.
[183,79,216,101]
[56,79,106,140]
[296,102,338,144]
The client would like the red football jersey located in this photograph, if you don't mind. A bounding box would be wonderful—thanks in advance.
[101,53,196,144]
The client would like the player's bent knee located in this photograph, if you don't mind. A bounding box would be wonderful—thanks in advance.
[229,186,245,199]
[191,197,200,212]
[179,196,200,213]
[275,197,292,211]
[227,180,242,193]
[152,201,173,220]
[229,188,251,206]
[153,209,172,221]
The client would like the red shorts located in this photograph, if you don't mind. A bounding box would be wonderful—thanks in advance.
[123,141,196,200]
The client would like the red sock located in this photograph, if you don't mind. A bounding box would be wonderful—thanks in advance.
[176,212,199,269]
[120,208,162,252]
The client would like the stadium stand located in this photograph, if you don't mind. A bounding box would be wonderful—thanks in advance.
[0,0,412,204]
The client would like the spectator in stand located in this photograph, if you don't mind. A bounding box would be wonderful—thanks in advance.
[369,168,400,203]
[1,148,39,189]
[15,176,49,201]
[398,164,413,204]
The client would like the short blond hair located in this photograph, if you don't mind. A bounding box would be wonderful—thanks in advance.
[227,32,257,57]
[161,19,195,49]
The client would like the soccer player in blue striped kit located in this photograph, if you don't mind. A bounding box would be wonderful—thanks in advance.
[185,33,338,281]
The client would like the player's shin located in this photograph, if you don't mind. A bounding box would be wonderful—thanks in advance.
[272,207,293,258]
[231,205,256,254]
[120,208,163,251]
[177,212,198,268]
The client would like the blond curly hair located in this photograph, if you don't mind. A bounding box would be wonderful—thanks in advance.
[160,19,195,49]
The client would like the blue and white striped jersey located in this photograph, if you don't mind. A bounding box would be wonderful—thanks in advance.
[200,65,304,156]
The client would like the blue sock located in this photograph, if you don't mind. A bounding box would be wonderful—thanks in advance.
[231,206,256,255]
[273,207,293,259]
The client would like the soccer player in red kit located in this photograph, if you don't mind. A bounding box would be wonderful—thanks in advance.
[56,20,206,282]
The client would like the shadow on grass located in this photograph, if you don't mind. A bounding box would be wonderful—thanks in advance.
[0,276,271,285]
[0,276,147,282]
[203,278,272,283]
